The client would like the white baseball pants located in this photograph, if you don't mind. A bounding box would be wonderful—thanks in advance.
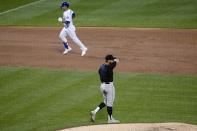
[59,26,87,50]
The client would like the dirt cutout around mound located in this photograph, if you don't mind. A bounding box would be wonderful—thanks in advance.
[0,27,197,74]
[59,123,197,131]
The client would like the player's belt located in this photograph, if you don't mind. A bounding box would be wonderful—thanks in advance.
[102,82,110,84]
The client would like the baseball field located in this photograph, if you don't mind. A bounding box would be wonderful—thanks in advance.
[0,0,197,131]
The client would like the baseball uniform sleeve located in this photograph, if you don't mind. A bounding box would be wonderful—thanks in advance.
[72,12,76,18]
[109,62,117,69]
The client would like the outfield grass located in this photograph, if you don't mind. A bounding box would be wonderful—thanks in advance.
[0,0,37,12]
[0,0,197,28]
[0,67,197,131]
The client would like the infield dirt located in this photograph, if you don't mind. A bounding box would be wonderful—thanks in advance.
[0,27,197,74]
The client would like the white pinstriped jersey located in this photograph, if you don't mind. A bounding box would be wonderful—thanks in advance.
[63,9,74,27]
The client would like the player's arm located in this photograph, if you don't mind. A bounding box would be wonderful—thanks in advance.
[109,58,119,69]
[109,61,117,69]
[72,12,76,19]
[63,20,70,28]
[58,17,70,24]
[58,16,70,28]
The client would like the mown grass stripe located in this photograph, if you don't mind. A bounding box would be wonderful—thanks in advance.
[0,0,196,28]
[1,70,99,130]
[0,0,37,12]
[0,0,45,15]
[0,67,197,131]
[0,70,95,114]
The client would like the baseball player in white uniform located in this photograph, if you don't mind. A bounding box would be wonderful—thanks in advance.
[58,2,88,56]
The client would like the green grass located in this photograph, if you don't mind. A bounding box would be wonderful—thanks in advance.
[0,67,197,131]
[0,0,37,12]
[0,0,197,28]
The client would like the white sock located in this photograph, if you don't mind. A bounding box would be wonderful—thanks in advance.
[94,107,100,114]
[108,115,113,120]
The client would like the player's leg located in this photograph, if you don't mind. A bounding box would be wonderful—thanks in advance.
[105,83,114,122]
[59,28,72,54]
[90,102,106,122]
[90,83,107,122]
[106,83,120,123]
[67,29,88,56]
[112,83,115,104]
[92,102,106,114]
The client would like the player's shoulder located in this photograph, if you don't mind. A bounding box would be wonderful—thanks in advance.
[100,64,108,70]
[100,63,105,67]
[69,9,74,14]
[63,9,71,13]
[64,9,74,15]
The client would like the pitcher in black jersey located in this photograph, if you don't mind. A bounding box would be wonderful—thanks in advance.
[90,54,120,124]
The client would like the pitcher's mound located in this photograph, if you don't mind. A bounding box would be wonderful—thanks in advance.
[59,123,197,131]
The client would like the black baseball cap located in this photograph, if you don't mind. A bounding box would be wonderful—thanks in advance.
[105,54,116,61]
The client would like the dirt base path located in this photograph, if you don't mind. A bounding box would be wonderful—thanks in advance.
[59,123,197,131]
[0,27,197,74]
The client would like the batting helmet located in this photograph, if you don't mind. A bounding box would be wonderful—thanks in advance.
[61,2,70,8]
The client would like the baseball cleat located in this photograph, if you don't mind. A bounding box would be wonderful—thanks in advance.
[68,46,72,52]
[90,111,96,122]
[63,49,69,55]
[81,48,88,56]
[108,119,120,124]
[108,116,120,124]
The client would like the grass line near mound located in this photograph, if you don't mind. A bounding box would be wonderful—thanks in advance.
[59,123,197,131]
[0,67,197,131]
